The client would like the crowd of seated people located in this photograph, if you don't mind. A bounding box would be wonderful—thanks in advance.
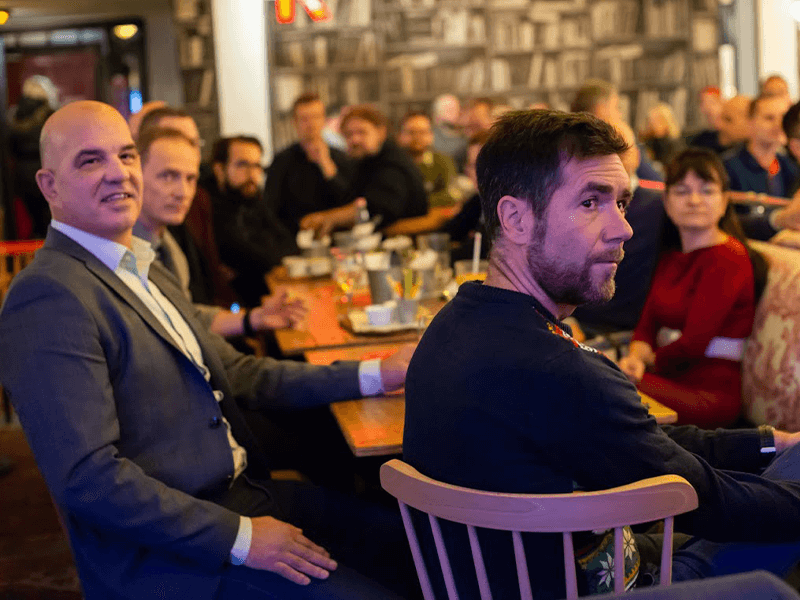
[6,71,800,599]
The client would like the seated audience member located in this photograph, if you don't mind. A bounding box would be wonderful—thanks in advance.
[209,136,297,307]
[440,131,491,263]
[572,78,663,181]
[641,103,684,168]
[461,97,495,139]
[265,93,354,237]
[404,109,800,600]
[397,111,460,207]
[573,121,666,332]
[431,93,467,169]
[299,105,428,236]
[7,75,58,238]
[133,105,237,306]
[0,100,420,600]
[723,93,798,197]
[620,148,767,428]
[133,126,304,337]
[688,94,750,155]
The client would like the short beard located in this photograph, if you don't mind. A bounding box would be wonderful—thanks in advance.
[224,182,259,201]
[526,221,619,307]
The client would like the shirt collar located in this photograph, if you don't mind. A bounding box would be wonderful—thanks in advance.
[51,219,156,281]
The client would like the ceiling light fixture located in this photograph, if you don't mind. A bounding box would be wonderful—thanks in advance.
[0,10,10,26]
[112,23,138,40]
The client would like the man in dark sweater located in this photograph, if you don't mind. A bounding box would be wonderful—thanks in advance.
[723,93,798,198]
[299,105,428,236]
[265,93,354,236]
[209,136,297,306]
[404,109,800,600]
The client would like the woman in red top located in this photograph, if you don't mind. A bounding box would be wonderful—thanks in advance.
[618,148,767,428]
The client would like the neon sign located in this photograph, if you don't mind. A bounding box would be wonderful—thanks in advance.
[275,0,332,24]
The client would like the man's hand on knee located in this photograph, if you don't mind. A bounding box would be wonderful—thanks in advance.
[244,516,337,585]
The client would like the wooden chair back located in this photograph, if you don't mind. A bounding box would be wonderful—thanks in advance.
[380,459,698,600]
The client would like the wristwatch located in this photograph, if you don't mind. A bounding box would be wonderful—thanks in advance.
[759,424,776,465]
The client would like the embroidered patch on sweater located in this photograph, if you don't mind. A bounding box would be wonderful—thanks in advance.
[536,308,602,356]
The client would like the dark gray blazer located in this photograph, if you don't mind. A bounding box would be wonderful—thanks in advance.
[0,227,361,599]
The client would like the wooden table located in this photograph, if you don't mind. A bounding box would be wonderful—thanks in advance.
[305,345,678,457]
[268,267,440,356]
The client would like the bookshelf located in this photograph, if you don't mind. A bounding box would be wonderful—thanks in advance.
[170,0,220,159]
[267,0,719,150]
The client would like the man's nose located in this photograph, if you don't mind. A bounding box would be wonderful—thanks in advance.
[608,206,633,242]
[105,156,131,181]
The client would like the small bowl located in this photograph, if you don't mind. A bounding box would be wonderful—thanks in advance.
[365,304,393,327]
[282,256,308,278]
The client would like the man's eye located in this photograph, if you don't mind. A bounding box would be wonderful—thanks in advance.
[581,198,597,208]
[617,200,628,213]
[121,153,137,162]
[80,158,99,167]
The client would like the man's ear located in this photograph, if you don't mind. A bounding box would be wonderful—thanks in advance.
[496,195,535,245]
[35,169,59,208]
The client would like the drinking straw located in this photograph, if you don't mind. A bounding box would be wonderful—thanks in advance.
[471,232,482,273]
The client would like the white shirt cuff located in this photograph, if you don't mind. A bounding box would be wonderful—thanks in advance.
[358,359,385,396]
[229,516,252,566]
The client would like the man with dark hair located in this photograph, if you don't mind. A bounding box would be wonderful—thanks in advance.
[0,100,419,600]
[723,93,797,198]
[209,136,297,306]
[397,111,460,207]
[299,104,428,235]
[265,93,354,236]
[404,109,800,600]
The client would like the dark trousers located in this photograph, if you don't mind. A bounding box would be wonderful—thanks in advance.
[637,442,800,585]
[213,475,419,599]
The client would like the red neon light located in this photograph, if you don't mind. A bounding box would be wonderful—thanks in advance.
[276,0,332,24]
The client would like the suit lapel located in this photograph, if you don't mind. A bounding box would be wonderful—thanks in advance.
[44,228,192,360]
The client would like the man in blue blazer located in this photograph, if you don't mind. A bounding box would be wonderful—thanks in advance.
[0,101,416,599]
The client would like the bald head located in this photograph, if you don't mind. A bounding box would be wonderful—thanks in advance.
[40,101,129,170]
[36,101,143,246]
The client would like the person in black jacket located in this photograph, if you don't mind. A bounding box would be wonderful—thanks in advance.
[209,136,297,306]
[7,76,58,237]
[299,105,428,236]
[266,93,354,236]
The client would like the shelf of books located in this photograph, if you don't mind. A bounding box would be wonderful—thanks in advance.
[171,0,220,158]
[267,0,718,150]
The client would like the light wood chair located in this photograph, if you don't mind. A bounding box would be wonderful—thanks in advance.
[380,459,698,600]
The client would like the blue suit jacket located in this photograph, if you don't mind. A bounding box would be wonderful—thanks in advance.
[0,227,361,599]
